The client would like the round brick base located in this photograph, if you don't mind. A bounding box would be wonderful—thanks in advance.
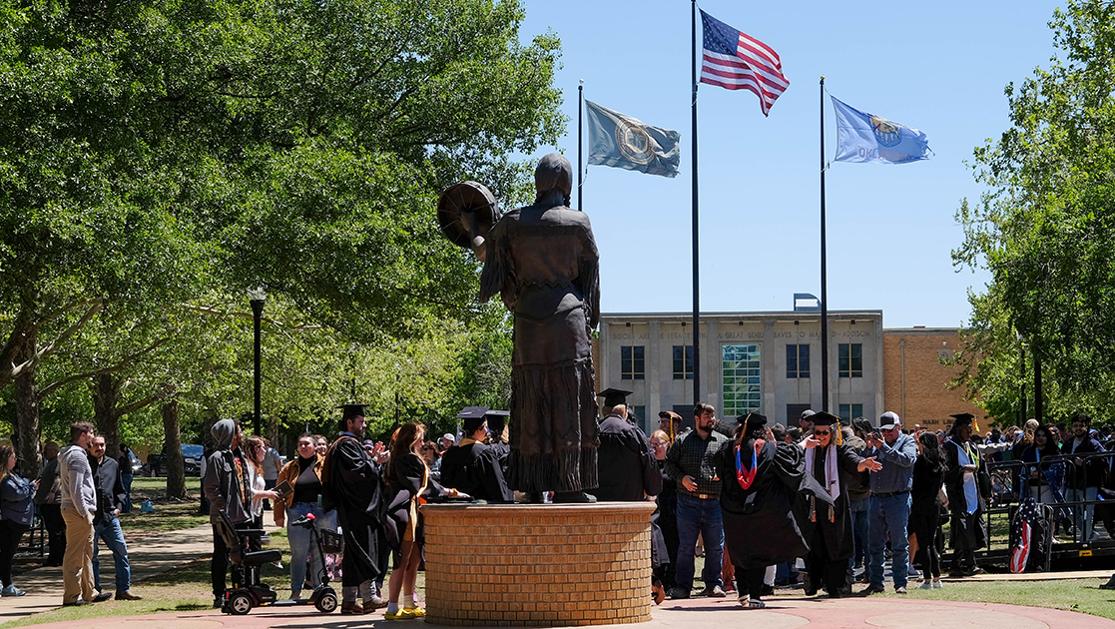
[422,502,656,626]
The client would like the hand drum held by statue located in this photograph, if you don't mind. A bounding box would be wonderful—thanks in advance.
[437,181,501,261]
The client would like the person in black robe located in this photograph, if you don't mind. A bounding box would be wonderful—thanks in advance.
[800,412,880,598]
[484,410,511,479]
[595,389,662,502]
[440,407,514,503]
[322,403,384,615]
[593,388,665,605]
[943,412,1004,576]
[713,412,812,609]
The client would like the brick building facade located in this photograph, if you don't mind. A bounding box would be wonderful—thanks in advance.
[882,327,984,430]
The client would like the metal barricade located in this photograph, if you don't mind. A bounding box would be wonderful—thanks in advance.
[984,450,1115,561]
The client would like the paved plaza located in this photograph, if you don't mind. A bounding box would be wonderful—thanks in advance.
[4,518,1114,628]
[14,594,1115,628]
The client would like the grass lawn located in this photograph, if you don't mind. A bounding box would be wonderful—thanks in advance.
[870,578,1115,620]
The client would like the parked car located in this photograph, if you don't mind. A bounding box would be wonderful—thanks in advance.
[121,449,142,475]
[145,443,205,477]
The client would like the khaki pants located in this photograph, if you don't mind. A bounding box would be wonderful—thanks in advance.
[61,507,95,603]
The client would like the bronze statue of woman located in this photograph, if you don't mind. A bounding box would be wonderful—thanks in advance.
[479,153,600,502]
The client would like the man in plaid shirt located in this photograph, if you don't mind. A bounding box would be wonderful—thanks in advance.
[664,403,728,599]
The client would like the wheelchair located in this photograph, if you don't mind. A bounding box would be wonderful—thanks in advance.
[215,512,340,615]
[216,514,281,615]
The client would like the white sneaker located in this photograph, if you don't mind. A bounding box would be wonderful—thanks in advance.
[919,580,932,590]
[931,580,943,589]
[1,584,26,597]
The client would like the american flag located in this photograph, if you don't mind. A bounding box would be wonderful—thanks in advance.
[699,10,789,116]
[1010,498,1040,573]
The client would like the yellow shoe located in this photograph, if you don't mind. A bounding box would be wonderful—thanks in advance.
[385,608,417,621]
[404,607,426,618]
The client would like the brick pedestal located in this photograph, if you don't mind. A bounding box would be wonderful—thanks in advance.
[422,502,656,626]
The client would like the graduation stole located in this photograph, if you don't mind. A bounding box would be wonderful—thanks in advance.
[805,446,839,524]
[734,439,765,490]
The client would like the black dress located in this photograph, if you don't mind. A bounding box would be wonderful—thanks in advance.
[439,442,514,503]
[323,434,384,588]
[910,455,945,578]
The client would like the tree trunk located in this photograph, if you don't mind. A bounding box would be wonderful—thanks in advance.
[93,373,121,458]
[162,398,186,499]
[13,322,40,478]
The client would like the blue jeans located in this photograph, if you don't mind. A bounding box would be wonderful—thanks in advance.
[1066,487,1098,541]
[867,492,911,590]
[91,516,130,593]
[675,494,723,592]
[286,502,336,597]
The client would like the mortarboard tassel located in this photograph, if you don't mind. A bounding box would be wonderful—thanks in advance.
[835,421,843,446]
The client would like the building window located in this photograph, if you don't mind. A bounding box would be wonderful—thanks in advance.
[786,403,812,426]
[632,405,647,432]
[722,344,761,416]
[838,343,863,378]
[672,345,694,380]
[621,345,645,380]
[838,403,864,424]
[786,344,810,379]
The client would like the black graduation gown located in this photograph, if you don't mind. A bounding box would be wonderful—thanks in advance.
[489,441,511,479]
[439,442,514,503]
[943,439,988,550]
[595,415,662,502]
[806,444,864,562]
[323,434,384,585]
[714,439,811,568]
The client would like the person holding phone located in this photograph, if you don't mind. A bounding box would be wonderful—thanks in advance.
[275,433,337,603]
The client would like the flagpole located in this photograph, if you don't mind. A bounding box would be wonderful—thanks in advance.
[819,75,830,413]
[690,0,701,407]
[578,80,584,211]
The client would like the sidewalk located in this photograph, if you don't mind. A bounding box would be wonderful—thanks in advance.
[0,521,218,626]
[16,593,1115,628]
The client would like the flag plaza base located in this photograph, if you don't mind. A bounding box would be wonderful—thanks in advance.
[421,502,656,626]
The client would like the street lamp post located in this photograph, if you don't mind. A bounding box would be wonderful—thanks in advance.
[248,287,267,436]
[1017,331,1027,425]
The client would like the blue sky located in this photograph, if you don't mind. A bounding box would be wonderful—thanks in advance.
[517,1,1062,327]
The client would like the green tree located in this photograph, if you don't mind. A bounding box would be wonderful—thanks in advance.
[0,0,562,472]
[954,0,1115,421]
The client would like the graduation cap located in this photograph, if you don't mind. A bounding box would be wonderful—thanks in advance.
[458,406,489,435]
[950,412,980,434]
[736,412,767,439]
[338,403,368,421]
[597,387,632,408]
[657,411,681,440]
[810,411,844,446]
[484,409,510,435]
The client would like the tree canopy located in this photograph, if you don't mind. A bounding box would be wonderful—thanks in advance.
[954,0,1115,421]
[0,0,562,470]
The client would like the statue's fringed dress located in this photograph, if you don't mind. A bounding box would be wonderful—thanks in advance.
[480,202,601,494]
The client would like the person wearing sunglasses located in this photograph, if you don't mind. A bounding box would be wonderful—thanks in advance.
[800,412,881,598]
